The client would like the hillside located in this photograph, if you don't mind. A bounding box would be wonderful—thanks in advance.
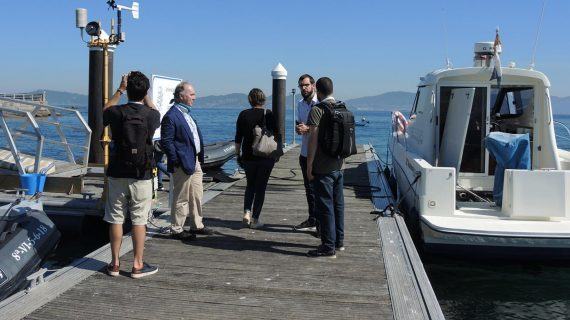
[25,89,570,115]
[346,91,415,111]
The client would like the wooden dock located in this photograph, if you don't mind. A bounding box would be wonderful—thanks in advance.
[1,145,444,320]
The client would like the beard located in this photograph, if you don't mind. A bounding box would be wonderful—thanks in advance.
[301,90,314,100]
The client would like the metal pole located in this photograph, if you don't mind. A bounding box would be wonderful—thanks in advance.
[103,46,110,169]
[292,88,296,145]
[87,46,104,164]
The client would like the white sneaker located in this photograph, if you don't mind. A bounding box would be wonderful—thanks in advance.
[242,210,252,226]
[250,218,264,229]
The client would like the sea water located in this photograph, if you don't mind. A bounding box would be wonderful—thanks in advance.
[1,107,570,318]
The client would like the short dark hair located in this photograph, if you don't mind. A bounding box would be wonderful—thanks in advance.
[316,77,333,97]
[248,88,266,107]
[298,74,315,85]
[126,71,150,101]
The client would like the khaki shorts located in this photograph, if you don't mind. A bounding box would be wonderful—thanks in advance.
[104,177,153,226]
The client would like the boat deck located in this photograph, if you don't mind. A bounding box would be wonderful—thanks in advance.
[1,145,443,320]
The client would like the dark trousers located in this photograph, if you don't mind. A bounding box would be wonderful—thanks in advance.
[299,156,316,223]
[313,170,345,252]
[243,158,275,219]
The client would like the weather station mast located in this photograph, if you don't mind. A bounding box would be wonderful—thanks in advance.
[75,1,140,166]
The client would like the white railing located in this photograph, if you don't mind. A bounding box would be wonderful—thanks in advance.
[554,120,570,148]
[0,97,91,175]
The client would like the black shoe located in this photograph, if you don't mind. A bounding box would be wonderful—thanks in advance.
[310,230,321,238]
[158,227,196,240]
[293,219,316,231]
[335,242,345,251]
[307,246,336,258]
[157,185,165,191]
[191,227,215,235]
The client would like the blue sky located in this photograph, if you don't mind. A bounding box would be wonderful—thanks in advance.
[0,0,569,99]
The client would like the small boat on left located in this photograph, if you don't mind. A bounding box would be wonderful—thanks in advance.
[0,198,60,301]
[355,116,370,127]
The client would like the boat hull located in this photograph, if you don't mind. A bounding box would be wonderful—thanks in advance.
[0,201,60,301]
[202,141,235,170]
[421,220,570,259]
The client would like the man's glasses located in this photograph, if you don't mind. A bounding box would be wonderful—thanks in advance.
[298,84,311,89]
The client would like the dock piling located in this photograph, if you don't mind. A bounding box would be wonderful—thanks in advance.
[271,63,287,148]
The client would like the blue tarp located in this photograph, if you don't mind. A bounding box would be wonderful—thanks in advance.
[485,132,531,206]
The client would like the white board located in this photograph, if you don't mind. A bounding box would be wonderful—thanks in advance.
[439,88,475,172]
[151,75,182,140]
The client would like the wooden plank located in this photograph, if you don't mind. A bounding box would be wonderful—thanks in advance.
[365,145,445,320]
[18,146,394,320]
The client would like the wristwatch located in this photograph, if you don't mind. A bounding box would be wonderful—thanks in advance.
[117,88,125,95]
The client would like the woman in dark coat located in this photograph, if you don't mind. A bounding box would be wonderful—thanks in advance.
[234,88,276,228]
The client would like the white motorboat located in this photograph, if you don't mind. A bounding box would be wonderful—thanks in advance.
[388,40,570,258]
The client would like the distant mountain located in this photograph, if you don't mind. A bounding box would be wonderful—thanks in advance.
[346,91,415,111]
[196,93,249,108]
[31,89,88,107]
[25,89,570,115]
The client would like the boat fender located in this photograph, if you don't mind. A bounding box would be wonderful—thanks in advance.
[0,231,7,242]
[392,111,408,134]
[9,222,18,232]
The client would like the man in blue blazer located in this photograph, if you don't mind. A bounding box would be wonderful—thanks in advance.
[160,81,213,238]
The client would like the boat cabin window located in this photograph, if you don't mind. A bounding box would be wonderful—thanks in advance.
[490,86,534,131]
[439,87,487,173]
[411,86,433,117]
[410,88,421,117]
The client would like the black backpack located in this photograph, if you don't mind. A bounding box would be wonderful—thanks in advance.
[317,100,357,159]
[115,105,154,176]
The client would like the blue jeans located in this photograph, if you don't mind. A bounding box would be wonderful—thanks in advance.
[299,156,316,223]
[243,158,275,219]
[154,151,168,186]
[313,170,344,252]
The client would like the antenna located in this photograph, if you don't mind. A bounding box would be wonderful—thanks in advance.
[441,4,452,69]
[530,0,547,70]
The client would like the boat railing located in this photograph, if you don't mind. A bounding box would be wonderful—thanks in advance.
[554,120,570,145]
[0,97,91,175]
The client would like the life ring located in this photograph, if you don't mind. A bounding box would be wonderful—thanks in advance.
[392,111,408,134]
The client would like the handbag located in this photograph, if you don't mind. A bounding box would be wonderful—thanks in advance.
[252,109,279,158]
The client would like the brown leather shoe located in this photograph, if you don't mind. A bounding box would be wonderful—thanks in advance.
[107,264,119,277]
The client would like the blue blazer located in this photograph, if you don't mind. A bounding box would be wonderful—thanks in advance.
[160,106,204,175]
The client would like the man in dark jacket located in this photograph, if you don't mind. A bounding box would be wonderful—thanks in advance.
[160,81,213,238]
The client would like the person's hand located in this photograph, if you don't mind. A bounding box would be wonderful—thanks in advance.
[296,123,309,135]
[144,95,156,109]
[119,73,128,92]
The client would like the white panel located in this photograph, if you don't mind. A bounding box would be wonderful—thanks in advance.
[502,169,570,218]
[405,149,456,217]
[439,88,475,171]
[151,75,183,140]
